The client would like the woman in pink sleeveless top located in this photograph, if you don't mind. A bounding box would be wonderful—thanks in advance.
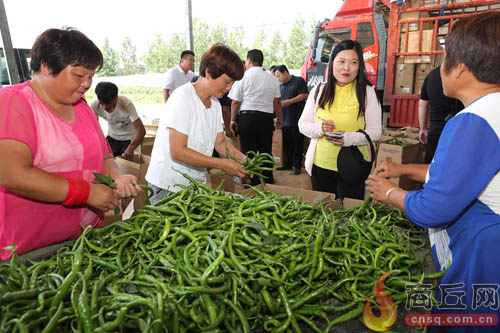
[0,28,141,260]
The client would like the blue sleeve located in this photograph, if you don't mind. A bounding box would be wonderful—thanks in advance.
[404,113,500,228]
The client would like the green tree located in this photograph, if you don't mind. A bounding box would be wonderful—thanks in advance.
[210,24,226,45]
[285,18,309,69]
[143,34,170,73]
[267,31,286,67]
[253,29,266,50]
[119,36,142,75]
[99,37,119,77]
[193,18,213,71]
[226,27,248,60]
[166,33,189,70]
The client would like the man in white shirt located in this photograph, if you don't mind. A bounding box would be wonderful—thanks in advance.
[91,82,146,160]
[163,50,195,103]
[229,49,283,185]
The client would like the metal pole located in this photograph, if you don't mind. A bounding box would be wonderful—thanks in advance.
[186,0,194,51]
[0,0,20,85]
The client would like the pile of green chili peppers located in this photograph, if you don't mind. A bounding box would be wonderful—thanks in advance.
[0,177,444,332]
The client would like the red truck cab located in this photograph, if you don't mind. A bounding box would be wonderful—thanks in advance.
[300,0,390,92]
[301,0,500,127]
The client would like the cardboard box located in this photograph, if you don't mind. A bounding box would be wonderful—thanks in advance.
[139,136,155,156]
[423,0,438,7]
[409,30,433,52]
[144,124,158,136]
[382,128,405,138]
[272,128,283,165]
[438,25,449,35]
[400,30,433,53]
[208,169,236,193]
[402,0,422,9]
[394,59,415,94]
[208,174,235,193]
[115,154,151,212]
[403,54,433,64]
[116,155,141,179]
[136,154,150,210]
[103,205,123,226]
[238,183,335,205]
[376,137,422,190]
[225,134,241,151]
[433,53,444,67]
[400,11,433,32]
[401,126,420,140]
[324,198,364,212]
[414,62,434,95]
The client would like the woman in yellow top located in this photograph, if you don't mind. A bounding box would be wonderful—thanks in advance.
[299,40,381,199]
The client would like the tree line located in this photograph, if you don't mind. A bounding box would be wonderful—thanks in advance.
[99,18,314,77]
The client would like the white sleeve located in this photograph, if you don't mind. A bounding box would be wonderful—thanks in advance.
[89,99,102,118]
[165,91,190,135]
[342,86,382,146]
[273,78,281,98]
[163,69,175,90]
[215,101,224,134]
[121,96,139,122]
[298,85,323,138]
[228,80,242,102]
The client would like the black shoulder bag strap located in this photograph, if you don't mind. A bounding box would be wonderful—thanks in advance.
[357,129,376,163]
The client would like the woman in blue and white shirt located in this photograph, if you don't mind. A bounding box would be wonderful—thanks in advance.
[367,12,500,333]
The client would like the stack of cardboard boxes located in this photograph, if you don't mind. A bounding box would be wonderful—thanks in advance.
[375,127,425,191]
[395,7,445,96]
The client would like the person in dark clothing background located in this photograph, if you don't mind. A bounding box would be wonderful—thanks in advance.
[229,49,282,185]
[418,66,464,163]
[274,65,308,175]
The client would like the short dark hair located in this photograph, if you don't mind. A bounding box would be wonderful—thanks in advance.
[274,65,289,74]
[30,27,103,75]
[319,39,371,116]
[95,82,119,104]
[269,65,278,73]
[181,50,195,59]
[199,44,244,81]
[443,12,500,84]
[247,49,264,66]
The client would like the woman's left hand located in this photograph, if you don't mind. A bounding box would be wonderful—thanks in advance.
[326,130,345,146]
[113,174,142,198]
[365,174,396,204]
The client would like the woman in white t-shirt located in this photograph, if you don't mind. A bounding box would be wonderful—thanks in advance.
[146,44,247,200]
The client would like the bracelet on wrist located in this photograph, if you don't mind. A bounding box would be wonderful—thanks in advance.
[385,186,400,202]
[62,178,90,207]
[230,120,237,123]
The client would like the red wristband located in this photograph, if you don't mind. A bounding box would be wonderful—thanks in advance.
[62,178,90,207]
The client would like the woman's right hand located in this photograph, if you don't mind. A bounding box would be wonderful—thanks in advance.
[374,160,403,178]
[220,159,247,178]
[321,120,335,134]
[87,183,119,212]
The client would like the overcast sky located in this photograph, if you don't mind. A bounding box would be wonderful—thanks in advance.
[2,0,342,55]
